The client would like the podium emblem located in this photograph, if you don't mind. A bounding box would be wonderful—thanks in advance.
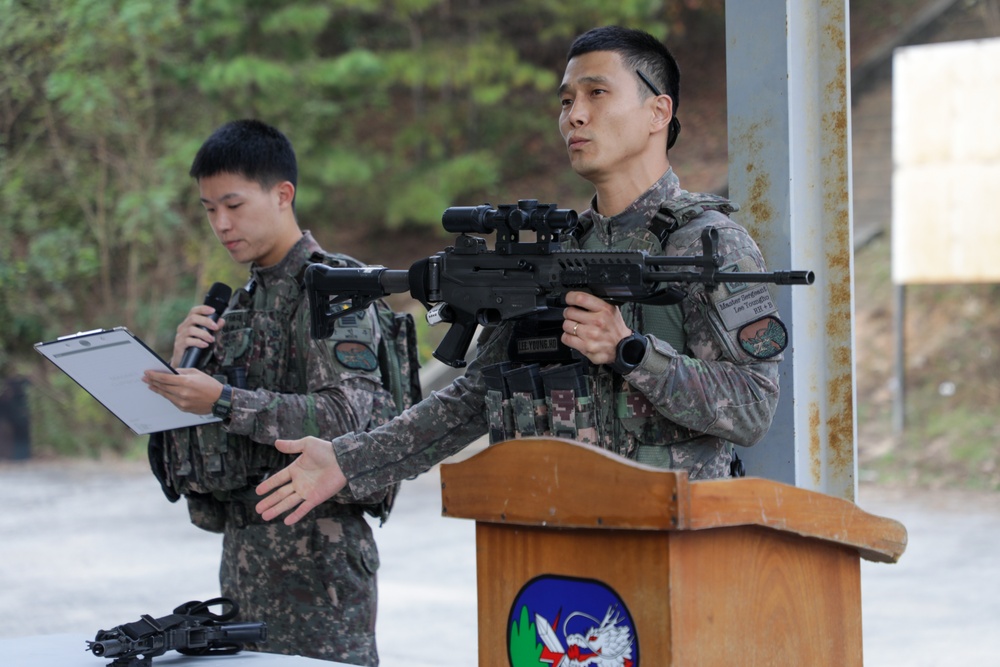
[507,575,638,667]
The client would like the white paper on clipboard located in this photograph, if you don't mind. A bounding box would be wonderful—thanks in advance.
[34,327,221,435]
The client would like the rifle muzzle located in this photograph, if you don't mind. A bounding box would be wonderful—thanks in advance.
[775,270,815,285]
[88,639,124,657]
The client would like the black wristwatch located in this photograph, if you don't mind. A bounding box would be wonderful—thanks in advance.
[611,332,648,375]
[212,384,233,419]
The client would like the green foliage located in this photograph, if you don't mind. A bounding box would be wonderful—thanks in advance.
[386,152,500,227]
[538,0,669,42]
[262,4,335,39]
[29,371,144,458]
[855,235,1000,492]
[0,0,717,456]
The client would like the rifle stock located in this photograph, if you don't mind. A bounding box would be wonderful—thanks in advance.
[306,201,815,368]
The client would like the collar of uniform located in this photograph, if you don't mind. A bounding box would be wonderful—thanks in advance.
[580,168,684,246]
[249,231,322,290]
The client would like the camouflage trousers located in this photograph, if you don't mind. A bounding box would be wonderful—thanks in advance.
[220,507,381,665]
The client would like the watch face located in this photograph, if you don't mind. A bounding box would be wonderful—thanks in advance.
[213,386,232,418]
[617,333,646,365]
[612,333,645,375]
[621,333,646,365]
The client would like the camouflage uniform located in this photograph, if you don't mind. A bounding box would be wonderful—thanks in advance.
[332,169,784,497]
[156,232,392,666]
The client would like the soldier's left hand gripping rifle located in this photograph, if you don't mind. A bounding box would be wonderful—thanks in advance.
[86,597,266,667]
[306,199,815,368]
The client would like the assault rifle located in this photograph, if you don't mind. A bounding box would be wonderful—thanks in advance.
[307,199,814,368]
[87,597,266,667]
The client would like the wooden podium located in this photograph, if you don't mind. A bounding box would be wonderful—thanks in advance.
[440,438,907,667]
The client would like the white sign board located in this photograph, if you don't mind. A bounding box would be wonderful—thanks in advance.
[892,38,1000,284]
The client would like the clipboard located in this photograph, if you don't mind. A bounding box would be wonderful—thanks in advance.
[34,327,221,435]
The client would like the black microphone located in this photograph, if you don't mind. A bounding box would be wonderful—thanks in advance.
[177,282,233,368]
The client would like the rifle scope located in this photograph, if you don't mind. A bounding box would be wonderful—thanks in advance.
[442,199,577,235]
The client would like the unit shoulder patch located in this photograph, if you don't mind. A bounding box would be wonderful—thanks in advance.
[737,316,788,359]
[334,341,379,371]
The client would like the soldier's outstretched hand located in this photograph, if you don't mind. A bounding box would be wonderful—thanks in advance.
[255,437,348,525]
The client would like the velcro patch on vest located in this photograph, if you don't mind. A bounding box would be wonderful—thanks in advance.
[737,316,788,359]
[515,335,561,357]
[509,317,576,364]
[334,341,379,371]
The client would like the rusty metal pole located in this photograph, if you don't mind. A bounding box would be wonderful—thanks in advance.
[725,0,857,500]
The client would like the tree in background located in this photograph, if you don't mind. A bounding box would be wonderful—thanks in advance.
[0,0,715,454]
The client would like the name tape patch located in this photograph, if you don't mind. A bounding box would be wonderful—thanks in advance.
[716,283,777,330]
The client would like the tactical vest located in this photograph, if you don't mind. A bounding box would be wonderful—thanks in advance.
[483,192,738,468]
[150,251,418,530]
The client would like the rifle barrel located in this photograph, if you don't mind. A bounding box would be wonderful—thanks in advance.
[216,622,269,642]
[772,270,815,285]
[709,270,815,285]
[645,270,815,285]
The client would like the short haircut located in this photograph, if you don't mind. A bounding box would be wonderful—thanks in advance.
[189,119,298,192]
[567,26,682,149]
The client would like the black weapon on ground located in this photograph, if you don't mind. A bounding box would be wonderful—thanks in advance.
[306,199,815,368]
[86,597,266,667]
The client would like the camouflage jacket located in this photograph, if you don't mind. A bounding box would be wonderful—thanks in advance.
[159,232,392,508]
[333,170,783,495]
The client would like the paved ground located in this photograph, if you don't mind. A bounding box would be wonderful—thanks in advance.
[1,455,998,667]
